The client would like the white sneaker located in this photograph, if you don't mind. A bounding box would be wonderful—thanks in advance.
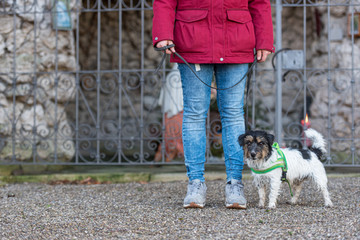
[183,179,207,208]
[225,179,247,209]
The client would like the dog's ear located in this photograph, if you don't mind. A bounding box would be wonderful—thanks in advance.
[266,133,275,146]
[238,133,247,146]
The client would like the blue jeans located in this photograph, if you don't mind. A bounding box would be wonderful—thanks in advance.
[178,63,248,182]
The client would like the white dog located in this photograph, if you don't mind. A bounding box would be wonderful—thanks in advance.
[238,129,333,209]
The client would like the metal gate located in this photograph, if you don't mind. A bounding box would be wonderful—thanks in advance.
[0,0,359,166]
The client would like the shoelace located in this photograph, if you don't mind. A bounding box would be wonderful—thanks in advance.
[230,182,243,195]
[190,181,203,192]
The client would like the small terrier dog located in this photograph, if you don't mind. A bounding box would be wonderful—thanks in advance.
[238,129,333,209]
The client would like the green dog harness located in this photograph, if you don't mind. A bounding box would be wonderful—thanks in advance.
[250,142,293,197]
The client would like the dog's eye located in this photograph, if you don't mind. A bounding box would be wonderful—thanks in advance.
[258,142,264,145]
[246,142,251,145]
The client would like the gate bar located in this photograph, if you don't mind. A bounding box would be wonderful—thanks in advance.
[275,0,283,145]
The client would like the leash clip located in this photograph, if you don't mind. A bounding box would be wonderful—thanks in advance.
[281,170,287,182]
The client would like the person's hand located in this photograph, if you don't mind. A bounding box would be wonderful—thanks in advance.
[156,40,176,54]
[256,49,271,63]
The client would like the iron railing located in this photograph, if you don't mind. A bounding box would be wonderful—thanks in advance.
[0,0,359,166]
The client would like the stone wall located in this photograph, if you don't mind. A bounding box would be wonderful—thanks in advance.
[0,0,79,161]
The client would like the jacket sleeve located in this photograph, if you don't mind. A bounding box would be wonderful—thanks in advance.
[248,0,275,53]
[152,0,178,47]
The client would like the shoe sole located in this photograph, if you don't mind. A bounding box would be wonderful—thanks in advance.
[183,202,205,209]
[226,203,246,209]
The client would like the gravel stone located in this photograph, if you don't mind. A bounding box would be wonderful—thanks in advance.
[0,177,359,239]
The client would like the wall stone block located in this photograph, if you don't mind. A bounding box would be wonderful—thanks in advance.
[0,0,78,162]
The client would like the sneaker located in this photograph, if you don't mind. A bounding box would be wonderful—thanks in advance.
[225,179,247,209]
[183,179,207,208]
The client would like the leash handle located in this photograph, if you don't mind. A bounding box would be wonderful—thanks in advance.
[154,44,176,52]
[154,44,176,73]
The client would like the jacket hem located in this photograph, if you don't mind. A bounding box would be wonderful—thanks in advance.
[170,53,255,64]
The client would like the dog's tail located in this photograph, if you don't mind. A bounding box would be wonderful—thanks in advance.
[304,128,327,156]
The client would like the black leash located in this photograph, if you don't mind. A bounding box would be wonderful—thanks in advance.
[154,44,257,91]
[154,44,257,130]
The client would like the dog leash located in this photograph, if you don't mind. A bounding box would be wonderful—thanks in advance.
[154,44,257,130]
[250,142,293,197]
[154,44,257,90]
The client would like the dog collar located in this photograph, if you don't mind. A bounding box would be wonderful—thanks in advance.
[250,142,293,197]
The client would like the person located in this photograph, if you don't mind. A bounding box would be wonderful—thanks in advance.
[152,0,274,209]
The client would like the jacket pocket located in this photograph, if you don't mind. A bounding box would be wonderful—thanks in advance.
[225,9,255,54]
[174,9,209,54]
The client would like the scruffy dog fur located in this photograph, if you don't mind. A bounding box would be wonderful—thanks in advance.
[238,129,333,209]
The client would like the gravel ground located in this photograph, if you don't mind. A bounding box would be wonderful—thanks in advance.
[0,177,359,239]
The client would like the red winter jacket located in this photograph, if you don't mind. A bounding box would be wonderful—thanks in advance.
[152,0,274,64]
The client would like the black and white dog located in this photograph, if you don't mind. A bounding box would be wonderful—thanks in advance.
[238,129,333,209]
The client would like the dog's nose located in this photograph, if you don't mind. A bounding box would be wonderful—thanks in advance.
[250,152,256,158]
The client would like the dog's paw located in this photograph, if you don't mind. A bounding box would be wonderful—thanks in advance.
[267,203,276,209]
[258,204,265,209]
[287,200,297,205]
[325,201,333,208]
